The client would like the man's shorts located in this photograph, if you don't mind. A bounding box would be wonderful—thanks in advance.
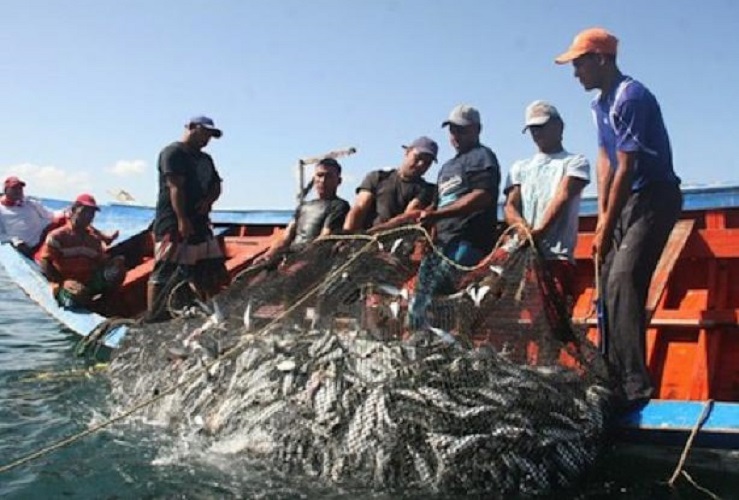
[55,260,123,309]
[149,232,229,295]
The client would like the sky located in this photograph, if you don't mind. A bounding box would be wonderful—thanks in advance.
[1,0,737,210]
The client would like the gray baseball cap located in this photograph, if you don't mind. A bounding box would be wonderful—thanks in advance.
[442,104,481,128]
[522,100,561,132]
[403,136,439,162]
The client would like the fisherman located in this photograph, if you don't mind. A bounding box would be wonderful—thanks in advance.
[257,157,350,264]
[0,176,62,257]
[343,136,437,234]
[0,176,117,259]
[147,116,229,321]
[38,194,126,308]
[556,28,682,409]
[503,100,590,304]
[409,105,500,329]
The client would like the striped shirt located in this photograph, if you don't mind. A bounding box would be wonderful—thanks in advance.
[39,223,105,284]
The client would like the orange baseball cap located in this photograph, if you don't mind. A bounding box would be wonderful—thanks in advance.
[555,27,618,64]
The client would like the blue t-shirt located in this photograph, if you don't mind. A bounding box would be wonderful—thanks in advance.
[592,75,679,191]
[435,144,500,253]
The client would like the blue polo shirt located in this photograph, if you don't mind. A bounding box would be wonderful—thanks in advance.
[592,75,680,191]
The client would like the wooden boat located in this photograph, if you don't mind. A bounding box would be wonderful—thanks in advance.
[571,185,739,451]
[0,202,289,348]
[2,185,739,452]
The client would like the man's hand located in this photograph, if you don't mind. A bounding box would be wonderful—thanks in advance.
[177,218,194,241]
[591,224,613,263]
[62,279,89,298]
[103,230,120,246]
[530,226,544,241]
[418,210,441,227]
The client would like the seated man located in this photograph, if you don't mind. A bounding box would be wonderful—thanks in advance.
[0,176,62,257]
[38,194,126,309]
[257,157,349,266]
[343,136,437,234]
[503,100,590,303]
[0,176,118,259]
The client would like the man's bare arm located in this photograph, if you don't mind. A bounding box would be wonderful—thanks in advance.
[534,176,588,235]
[343,191,374,233]
[503,186,526,228]
[166,174,192,240]
[422,189,493,223]
[593,150,635,259]
[596,147,613,220]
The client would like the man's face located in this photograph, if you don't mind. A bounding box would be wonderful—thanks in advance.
[4,185,24,202]
[528,118,563,153]
[190,126,215,149]
[572,53,603,91]
[70,205,96,229]
[313,164,341,199]
[448,123,479,152]
[400,148,434,179]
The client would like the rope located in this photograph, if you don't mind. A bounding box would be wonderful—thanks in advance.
[667,399,713,485]
[19,363,109,383]
[74,318,138,358]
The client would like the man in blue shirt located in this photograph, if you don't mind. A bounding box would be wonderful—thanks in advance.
[556,28,682,409]
[410,104,500,330]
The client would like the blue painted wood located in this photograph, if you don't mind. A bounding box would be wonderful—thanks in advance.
[0,244,126,348]
[618,400,739,449]
[41,183,739,225]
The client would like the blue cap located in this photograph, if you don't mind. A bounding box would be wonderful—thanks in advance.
[187,115,222,138]
[403,136,438,162]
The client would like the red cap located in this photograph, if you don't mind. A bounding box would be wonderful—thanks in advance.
[555,27,618,64]
[75,193,100,211]
[4,176,26,189]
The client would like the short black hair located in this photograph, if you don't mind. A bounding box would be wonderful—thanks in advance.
[317,157,342,175]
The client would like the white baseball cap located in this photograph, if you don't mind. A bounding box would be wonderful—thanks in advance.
[522,100,561,133]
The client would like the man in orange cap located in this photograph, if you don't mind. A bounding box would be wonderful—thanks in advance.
[556,28,682,409]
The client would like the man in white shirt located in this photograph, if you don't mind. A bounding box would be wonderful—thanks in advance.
[0,176,60,257]
[503,101,590,302]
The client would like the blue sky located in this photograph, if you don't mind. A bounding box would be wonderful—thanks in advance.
[1,1,736,209]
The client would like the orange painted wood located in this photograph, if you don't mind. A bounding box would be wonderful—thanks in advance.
[646,220,695,319]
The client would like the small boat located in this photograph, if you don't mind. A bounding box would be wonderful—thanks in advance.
[0,201,289,349]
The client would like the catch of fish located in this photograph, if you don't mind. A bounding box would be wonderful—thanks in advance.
[107,232,613,496]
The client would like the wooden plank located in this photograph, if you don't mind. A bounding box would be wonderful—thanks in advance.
[576,228,739,260]
[573,308,739,327]
[646,219,695,320]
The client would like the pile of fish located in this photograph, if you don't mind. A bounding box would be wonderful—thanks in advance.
[108,312,612,496]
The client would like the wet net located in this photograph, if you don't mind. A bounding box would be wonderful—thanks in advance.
[107,225,614,497]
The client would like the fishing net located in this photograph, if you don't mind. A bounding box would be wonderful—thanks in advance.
[107,225,614,497]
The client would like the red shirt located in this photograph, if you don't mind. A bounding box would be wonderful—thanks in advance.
[39,223,104,283]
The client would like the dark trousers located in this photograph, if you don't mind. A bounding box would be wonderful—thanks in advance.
[602,182,682,402]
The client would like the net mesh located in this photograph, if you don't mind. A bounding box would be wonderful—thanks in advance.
[107,225,613,496]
